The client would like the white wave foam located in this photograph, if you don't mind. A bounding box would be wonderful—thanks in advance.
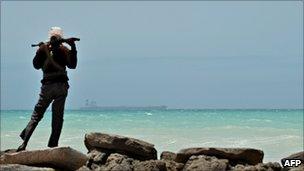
[145,112,153,116]
[248,119,273,122]
[167,140,176,145]
[222,135,301,148]
[250,135,300,144]
[221,125,251,129]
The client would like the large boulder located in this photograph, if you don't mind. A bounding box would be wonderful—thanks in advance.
[133,160,167,171]
[0,147,88,171]
[183,155,228,171]
[84,132,157,160]
[175,147,263,165]
[0,164,55,171]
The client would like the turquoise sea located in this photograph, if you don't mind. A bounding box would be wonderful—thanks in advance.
[1,109,303,162]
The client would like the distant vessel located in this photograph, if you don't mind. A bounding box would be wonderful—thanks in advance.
[80,100,167,110]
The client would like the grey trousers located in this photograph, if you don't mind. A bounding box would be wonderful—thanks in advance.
[20,82,69,147]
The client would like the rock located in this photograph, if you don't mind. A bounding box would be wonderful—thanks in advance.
[160,151,183,171]
[88,149,108,163]
[257,162,282,171]
[0,164,56,171]
[86,149,108,168]
[99,153,134,171]
[84,132,157,160]
[175,147,264,165]
[288,165,304,171]
[164,160,184,171]
[281,151,304,169]
[76,166,91,171]
[231,162,282,171]
[0,147,88,171]
[161,151,177,161]
[133,160,167,171]
[183,155,229,171]
[231,164,256,171]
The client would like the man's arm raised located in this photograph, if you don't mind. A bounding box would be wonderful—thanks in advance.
[33,44,48,69]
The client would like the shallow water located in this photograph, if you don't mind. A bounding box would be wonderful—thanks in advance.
[1,109,303,162]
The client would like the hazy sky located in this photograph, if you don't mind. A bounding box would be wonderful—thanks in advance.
[1,1,303,109]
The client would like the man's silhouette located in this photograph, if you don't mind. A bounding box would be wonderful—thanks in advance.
[17,27,78,151]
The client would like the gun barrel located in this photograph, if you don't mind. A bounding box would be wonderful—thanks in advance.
[66,37,80,41]
[31,37,80,47]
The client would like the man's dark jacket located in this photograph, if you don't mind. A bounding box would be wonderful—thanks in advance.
[33,44,77,84]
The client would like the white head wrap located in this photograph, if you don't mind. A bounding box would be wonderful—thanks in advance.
[48,27,64,39]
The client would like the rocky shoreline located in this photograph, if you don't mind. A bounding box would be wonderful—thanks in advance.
[1,132,303,171]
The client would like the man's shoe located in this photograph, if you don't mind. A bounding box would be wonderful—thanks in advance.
[48,145,58,148]
[16,143,27,152]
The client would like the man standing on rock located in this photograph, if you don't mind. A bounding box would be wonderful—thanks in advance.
[17,27,78,151]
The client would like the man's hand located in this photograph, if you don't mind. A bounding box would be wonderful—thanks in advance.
[65,38,76,47]
[38,42,45,47]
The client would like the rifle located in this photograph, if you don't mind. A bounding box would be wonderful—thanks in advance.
[31,37,80,47]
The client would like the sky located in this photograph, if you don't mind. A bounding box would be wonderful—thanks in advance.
[1,1,303,109]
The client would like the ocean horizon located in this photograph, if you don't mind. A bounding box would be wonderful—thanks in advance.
[1,109,303,163]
